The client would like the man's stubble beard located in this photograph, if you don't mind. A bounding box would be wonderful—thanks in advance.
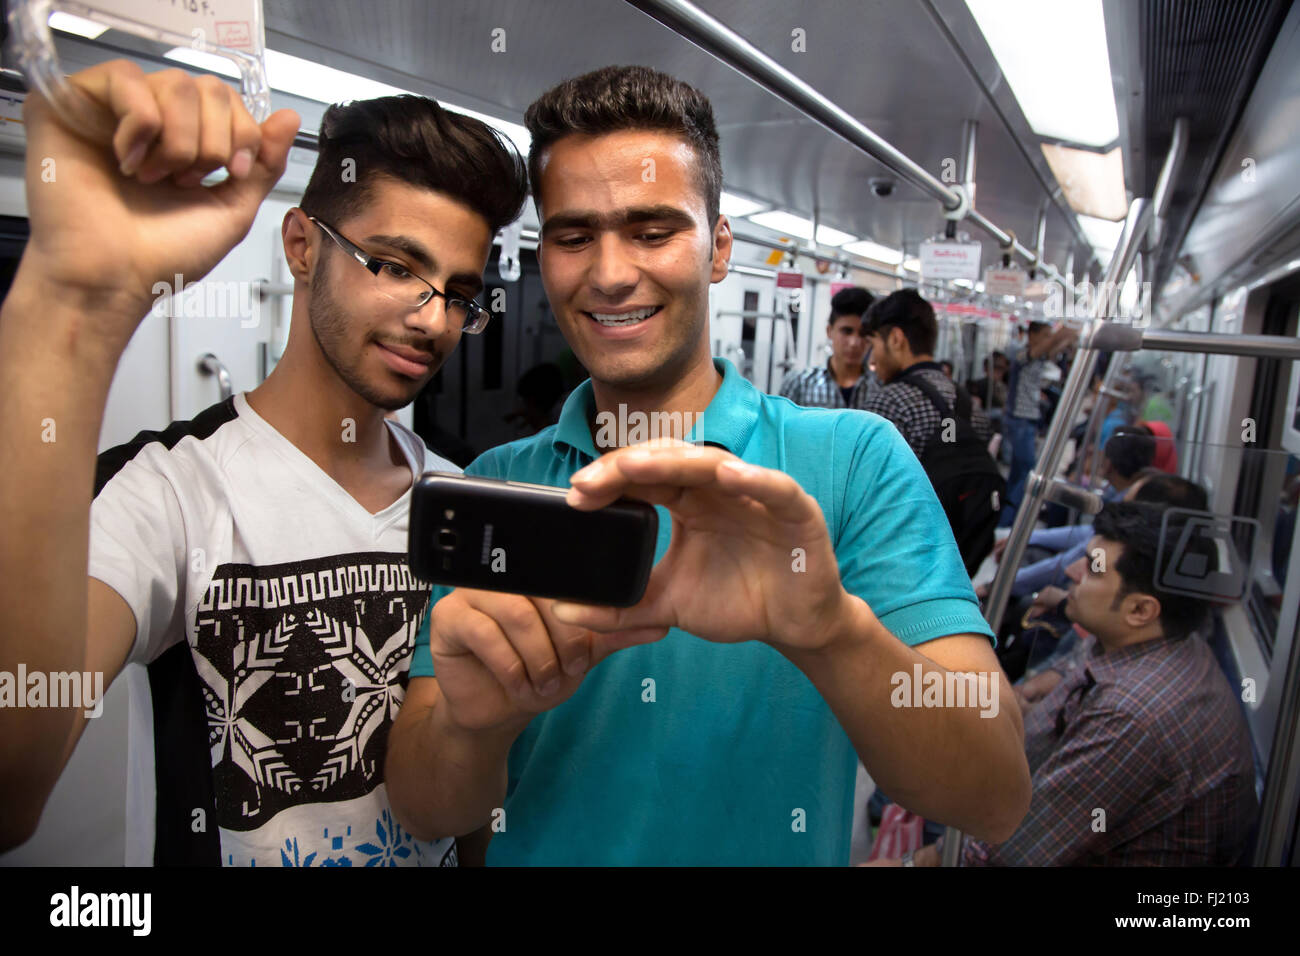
[308,256,416,412]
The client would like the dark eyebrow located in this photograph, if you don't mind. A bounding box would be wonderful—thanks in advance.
[541,204,696,238]
[364,234,436,272]
[449,272,485,297]
[364,233,483,296]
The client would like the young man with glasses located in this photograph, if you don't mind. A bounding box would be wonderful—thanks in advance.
[0,60,527,865]
[387,65,1031,865]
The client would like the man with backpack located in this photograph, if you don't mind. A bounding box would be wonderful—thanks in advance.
[864,290,1005,575]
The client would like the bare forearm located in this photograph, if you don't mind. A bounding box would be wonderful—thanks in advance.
[0,268,129,830]
[386,690,526,841]
[783,599,1030,843]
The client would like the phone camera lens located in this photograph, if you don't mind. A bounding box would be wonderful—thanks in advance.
[438,528,458,551]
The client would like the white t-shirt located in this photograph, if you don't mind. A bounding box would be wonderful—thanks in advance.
[89,391,459,867]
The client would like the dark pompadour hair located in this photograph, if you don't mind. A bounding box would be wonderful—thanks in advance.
[1092,502,1214,640]
[299,96,528,236]
[863,288,937,356]
[524,65,723,225]
[828,286,874,324]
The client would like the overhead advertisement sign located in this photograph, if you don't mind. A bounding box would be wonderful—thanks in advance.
[919,239,982,280]
[984,267,1027,298]
[775,269,805,290]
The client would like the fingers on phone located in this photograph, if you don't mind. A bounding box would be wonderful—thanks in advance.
[716,459,809,521]
[545,616,591,676]
[492,598,566,695]
[457,609,535,700]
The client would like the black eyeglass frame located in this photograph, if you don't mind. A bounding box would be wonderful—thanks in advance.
[308,216,491,334]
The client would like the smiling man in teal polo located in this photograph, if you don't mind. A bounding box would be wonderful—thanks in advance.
[385,65,1031,866]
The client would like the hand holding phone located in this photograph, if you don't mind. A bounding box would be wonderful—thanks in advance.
[428,588,668,732]
[409,472,658,607]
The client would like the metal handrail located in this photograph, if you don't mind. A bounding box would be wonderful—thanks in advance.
[939,120,1191,863]
[625,0,961,211]
[196,352,233,400]
[624,0,1065,283]
[730,229,913,284]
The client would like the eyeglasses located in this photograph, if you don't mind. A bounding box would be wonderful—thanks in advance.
[309,217,492,334]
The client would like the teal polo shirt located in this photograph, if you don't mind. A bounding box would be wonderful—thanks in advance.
[409,357,992,865]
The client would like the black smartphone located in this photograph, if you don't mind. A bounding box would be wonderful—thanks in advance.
[409,472,659,607]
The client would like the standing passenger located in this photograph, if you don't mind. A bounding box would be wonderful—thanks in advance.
[0,61,529,865]
[1001,320,1077,526]
[778,286,879,408]
[387,65,1031,865]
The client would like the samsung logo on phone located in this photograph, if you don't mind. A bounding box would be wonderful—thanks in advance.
[480,524,494,565]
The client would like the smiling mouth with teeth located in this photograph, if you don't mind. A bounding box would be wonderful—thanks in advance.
[586,306,662,326]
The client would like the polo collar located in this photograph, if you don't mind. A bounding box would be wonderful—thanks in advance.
[551,357,760,461]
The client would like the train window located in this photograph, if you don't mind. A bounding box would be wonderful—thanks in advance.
[1228,293,1300,656]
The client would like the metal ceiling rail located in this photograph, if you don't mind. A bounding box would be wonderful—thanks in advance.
[728,229,1018,310]
[624,0,1067,282]
[730,228,916,285]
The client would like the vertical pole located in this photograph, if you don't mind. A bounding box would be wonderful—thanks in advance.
[940,199,1152,868]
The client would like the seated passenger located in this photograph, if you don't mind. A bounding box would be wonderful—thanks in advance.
[885,501,1258,866]
[778,286,880,408]
[1138,420,1178,473]
[984,471,1209,682]
[978,430,1163,606]
[1098,376,1145,449]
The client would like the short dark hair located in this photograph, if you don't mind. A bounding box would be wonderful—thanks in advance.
[863,288,937,356]
[524,65,723,225]
[300,96,528,236]
[1105,425,1157,479]
[1092,502,1214,639]
[828,286,873,325]
[1132,473,1209,512]
[1028,321,1050,336]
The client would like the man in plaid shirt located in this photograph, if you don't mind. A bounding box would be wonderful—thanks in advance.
[862,289,991,456]
[778,286,881,408]
[883,501,1258,866]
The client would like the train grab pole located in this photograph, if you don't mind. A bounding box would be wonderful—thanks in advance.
[939,127,1188,866]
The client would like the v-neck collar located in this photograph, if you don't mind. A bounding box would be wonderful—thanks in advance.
[234,391,419,529]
